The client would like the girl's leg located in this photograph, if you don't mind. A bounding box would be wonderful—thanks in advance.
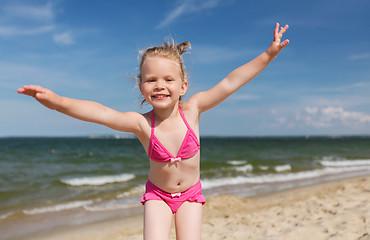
[174,202,203,240]
[144,200,173,240]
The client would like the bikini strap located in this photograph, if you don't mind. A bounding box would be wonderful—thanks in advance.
[178,107,191,129]
[152,107,190,132]
[150,110,155,135]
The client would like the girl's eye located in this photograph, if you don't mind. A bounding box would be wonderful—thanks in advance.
[147,79,156,82]
[166,78,173,82]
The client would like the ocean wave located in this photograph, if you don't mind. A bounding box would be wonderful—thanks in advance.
[201,165,370,189]
[60,173,135,186]
[0,212,14,220]
[235,164,253,172]
[116,184,145,198]
[259,165,269,171]
[320,159,370,167]
[83,198,140,212]
[88,134,135,139]
[23,200,94,215]
[275,164,292,172]
[227,160,247,166]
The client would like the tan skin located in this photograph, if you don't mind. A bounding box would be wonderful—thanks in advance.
[18,23,289,240]
[138,56,201,193]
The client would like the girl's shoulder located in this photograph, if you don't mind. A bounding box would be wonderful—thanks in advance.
[127,110,152,142]
[181,99,200,117]
[136,111,151,128]
[180,101,201,128]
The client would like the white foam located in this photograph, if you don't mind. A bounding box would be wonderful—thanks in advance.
[201,165,370,189]
[320,159,370,167]
[117,184,145,198]
[235,164,253,172]
[227,160,247,166]
[321,156,344,161]
[275,164,292,172]
[202,176,250,189]
[259,165,269,171]
[83,199,140,212]
[61,173,135,186]
[23,200,93,215]
[0,212,14,220]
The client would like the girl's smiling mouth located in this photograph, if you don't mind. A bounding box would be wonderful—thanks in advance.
[152,94,170,100]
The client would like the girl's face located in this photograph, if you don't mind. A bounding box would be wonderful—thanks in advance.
[139,56,188,109]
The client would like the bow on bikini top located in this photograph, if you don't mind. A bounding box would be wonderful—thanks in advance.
[148,107,200,163]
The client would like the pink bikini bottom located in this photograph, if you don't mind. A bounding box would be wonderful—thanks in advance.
[141,180,206,213]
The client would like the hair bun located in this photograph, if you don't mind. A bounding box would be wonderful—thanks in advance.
[177,41,191,55]
[160,38,191,56]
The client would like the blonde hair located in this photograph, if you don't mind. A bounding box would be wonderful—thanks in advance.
[137,38,191,105]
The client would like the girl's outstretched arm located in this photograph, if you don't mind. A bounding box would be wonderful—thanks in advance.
[17,85,143,134]
[190,23,289,113]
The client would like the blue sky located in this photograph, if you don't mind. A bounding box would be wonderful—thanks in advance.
[1,0,370,137]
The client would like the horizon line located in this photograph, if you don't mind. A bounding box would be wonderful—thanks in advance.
[2,134,370,139]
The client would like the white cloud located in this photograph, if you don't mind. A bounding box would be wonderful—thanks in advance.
[317,82,370,92]
[53,32,75,45]
[230,94,259,101]
[0,25,54,36]
[156,0,224,29]
[297,106,370,128]
[305,107,318,115]
[276,117,286,124]
[348,53,370,61]
[0,1,56,37]
[267,104,370,134]
[156,3,188,29]
[0,2,78,46]
[3,2,54,21]
[321,107,370,123]
[0,61,92,91]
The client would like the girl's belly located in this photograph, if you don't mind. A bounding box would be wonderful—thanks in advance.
[148,154,200,193]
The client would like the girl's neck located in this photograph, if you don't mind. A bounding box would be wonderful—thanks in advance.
[152,103,180,122]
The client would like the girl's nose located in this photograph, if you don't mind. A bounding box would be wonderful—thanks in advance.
[155,79,165,90]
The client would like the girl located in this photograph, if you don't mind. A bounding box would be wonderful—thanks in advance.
[18,23,289,240]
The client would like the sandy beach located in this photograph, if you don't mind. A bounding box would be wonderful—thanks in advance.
[9,175,367,240]
[202,176,370,240]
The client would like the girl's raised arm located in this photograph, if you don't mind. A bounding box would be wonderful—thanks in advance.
[190,23,289,113]
[17,85,144,134]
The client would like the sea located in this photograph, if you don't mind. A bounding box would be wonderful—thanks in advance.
[1,136,370,224]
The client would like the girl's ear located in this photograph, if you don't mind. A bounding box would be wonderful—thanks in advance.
[180,80,188,96]
[139,82,143,95]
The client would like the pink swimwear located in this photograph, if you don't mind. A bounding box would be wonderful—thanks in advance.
[148,107,200,163]
[141,107,205,213]
[141,180,206,213]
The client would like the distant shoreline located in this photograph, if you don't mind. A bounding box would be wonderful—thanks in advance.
[2,134,370,139]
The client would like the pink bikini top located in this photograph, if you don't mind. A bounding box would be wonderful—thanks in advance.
[148,107,200,163]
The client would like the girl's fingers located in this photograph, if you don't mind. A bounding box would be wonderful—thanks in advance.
[274,23,289,46]
[23,85,44,92]
[17,85,46,98]
[17,88,25,93]
[35,92,45,99]
[274,23,280,41]
[275,23,280,34]
[279,25,289,35]
[280,39,290,48]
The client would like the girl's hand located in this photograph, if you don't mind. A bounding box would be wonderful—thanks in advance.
[17,85,144,135]
[266,23,290,59]
[17,85,63,110]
